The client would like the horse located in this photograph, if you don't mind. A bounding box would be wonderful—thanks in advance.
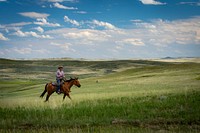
[40,77,81,102]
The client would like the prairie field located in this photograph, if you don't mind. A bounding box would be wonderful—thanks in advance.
[0,58,200,132]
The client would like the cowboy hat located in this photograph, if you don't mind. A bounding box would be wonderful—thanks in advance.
[58,66,63,69]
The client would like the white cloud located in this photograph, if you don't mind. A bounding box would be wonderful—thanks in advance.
[117,38,145,46]
[91,20,117,30]
[74,11,87,14]
[14,48,32,54]
[130,16,200,45]
[0,33,9,41]
[35,49,51,54]
[48,0,64,2]
[53,2,78,10]
[50,42,73,51]
[62,29,111,44]
[47,0,78,2]
[0,22,32,33]
[179,2,200,6]
[64,16,80,26]
[13,47,50,55]
[19,12,50,19]
[5,22,32,27]
[34,18,60,27]
[48,17,200,47]
[12,30,26,37]
[44,16,200,58]
[139,0,166,5]
[131,19,143,23]
[34,26,44,33]
[12,30,53,39]
[63,17,116,29]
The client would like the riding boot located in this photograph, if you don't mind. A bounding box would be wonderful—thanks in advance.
[60,85,62,93]
[56,79,61,94]
[56,85,61,94]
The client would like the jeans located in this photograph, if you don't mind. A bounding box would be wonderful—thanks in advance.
[56,79,61,92]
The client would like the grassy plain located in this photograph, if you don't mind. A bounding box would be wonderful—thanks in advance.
[0,58,200,132]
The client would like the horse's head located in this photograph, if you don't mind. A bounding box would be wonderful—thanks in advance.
[71,77,81,88]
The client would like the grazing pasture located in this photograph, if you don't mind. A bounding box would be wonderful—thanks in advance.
[0,58,200,132]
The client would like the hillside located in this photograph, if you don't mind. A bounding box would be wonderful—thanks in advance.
[0,58,171,81]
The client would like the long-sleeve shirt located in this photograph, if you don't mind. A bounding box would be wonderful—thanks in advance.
[56,70,65,80]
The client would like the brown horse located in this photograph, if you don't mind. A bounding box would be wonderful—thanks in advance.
[40,77,81,102]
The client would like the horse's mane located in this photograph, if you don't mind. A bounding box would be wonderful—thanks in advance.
[64,78,77,82]
[64,79,73,82]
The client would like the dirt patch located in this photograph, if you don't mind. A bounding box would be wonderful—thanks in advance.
[18,123,34,129]
[140,74,156,78]
[111,119,141,127]
[195,76,200,80]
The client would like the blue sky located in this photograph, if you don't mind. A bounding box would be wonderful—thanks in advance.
[0,0,200,59]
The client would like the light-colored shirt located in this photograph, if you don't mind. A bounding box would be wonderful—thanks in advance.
[56,69,64,79]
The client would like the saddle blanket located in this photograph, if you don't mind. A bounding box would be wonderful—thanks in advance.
[52,81,64,86]
[52,82,57,86]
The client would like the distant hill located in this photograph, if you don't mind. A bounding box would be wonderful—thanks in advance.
[0,57,200,82]
[153,57,200,63]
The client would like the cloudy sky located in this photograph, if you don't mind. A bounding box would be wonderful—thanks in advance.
[0,0,200,59]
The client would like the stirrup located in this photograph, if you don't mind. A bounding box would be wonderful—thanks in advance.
[56,91,61,94]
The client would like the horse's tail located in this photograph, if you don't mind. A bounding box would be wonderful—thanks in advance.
[40,83,48,98]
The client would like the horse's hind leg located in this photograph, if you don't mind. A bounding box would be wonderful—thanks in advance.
[40,89,47,98]
[45,92,54,102]
[45,94,50,102]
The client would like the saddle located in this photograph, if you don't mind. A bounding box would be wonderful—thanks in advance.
[51,80,70,93]
[52,82,58,86]
[51,81,64,86]
[51,81,63,94]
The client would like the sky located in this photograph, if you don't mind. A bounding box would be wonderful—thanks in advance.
[0,0,200,59]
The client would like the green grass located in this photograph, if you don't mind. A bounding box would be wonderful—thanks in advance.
[0,58,200,132]
[0,92,199,132]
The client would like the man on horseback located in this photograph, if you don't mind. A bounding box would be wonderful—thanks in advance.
[56,66,65,94]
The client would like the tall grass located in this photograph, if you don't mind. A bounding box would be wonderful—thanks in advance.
[0,92,199,132]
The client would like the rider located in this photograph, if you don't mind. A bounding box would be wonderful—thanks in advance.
[56,66,65,94]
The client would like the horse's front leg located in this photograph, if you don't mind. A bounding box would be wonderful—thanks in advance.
[63,94,66,101]
[66,93,71,100]
[63,93,71,101]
